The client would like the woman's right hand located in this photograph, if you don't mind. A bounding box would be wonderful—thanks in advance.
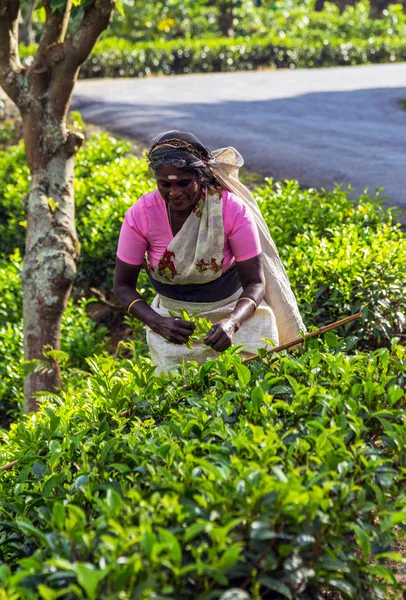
[152,316,195,344]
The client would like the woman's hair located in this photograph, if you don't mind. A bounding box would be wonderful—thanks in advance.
[147,130,219,188]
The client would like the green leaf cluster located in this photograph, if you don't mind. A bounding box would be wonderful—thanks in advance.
[0,339,404,598]
[169,309,212,349]
[255,180,406,348]
[20,22,406,80]
[75,33,406,78]
[89,0,406,46]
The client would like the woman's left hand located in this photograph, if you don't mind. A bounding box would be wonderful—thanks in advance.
[203,318,238,352]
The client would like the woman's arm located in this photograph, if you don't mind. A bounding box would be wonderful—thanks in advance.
[203,254,265,352]
[114,257,194,344]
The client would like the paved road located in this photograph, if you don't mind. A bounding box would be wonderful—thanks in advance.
[72,63,406,220]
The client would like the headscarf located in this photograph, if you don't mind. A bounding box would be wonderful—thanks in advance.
[149,131,306,344]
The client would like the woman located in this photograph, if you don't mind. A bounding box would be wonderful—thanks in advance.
[114,130,305,373]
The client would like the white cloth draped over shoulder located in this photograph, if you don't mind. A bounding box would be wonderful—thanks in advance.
[208,146,306,345]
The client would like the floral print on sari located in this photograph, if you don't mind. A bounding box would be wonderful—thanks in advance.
[196,257,223,274]
[156,250,177,280]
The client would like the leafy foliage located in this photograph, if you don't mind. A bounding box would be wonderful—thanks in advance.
[256,181,406,348]
[0,339,405,598]
[169,309,213,349]
[91,0,406,43]
[19,1,406,78]
[0,117,405,596]
[71,33,406,78]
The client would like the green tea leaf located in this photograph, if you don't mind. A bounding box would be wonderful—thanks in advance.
[259,577,293,599]
[234,362,251,386]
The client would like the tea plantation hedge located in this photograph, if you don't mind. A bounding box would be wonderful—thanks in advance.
[0,118,405,598]
[19,2,406,77]
[19,33,406,79]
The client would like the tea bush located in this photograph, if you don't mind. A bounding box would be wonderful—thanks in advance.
[0,339,404,598]
[0,239,110,419]
[256,181,406,347]
[20,31,406,80]
[0,115,405,598]
[19,1,406,76]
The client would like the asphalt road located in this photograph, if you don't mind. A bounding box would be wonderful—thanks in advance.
[72,62,406,221]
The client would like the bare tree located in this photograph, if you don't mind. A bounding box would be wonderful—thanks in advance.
[0,0,116,412]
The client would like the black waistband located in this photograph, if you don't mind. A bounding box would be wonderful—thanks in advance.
[148,265,241,303]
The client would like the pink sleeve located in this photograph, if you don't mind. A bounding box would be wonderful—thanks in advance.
[224,192,261,261]
[116,201,148,265]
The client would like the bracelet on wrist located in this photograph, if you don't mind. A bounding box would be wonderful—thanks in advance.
[236,296,257,313]
[127,298,146,314]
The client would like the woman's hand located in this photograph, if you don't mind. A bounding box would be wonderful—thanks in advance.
[203,318,237,352]
[153,316,195,345]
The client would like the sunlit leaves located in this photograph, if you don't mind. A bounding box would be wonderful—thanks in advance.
[0,340,405,597]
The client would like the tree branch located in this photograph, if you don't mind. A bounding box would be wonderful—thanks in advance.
[70,0,115,68]
[0,0,25,104]
[38,0,72,55]
[29,0,72,79]
[46,0,115,119]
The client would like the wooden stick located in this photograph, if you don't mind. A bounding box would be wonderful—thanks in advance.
[243,311,363,365]
[0,448,48,473]
[0,460,18,472]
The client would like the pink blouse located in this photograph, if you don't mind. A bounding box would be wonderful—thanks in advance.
[116,189,261,271]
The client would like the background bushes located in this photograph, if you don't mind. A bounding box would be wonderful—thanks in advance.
[18,2,406,78]
[20,34,406,80]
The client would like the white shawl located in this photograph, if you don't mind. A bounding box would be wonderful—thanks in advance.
[208,147,306,345]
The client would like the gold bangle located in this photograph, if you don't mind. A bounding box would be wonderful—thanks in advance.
[237,297,257,312]
[127,298,145,314]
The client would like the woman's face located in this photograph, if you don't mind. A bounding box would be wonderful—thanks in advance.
[155,166,202,213]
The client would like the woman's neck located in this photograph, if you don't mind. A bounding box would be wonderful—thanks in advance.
[167,196,201,235]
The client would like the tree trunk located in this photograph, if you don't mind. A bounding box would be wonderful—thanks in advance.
[218,1,234,38]
[0,0,115,412]
[22,124,81,412]
[314,0,326,10]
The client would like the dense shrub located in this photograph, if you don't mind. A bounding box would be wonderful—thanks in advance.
[254,1,406,41]
[99,0,406,44]
[19,31,406,80]
[79,35,406,77]
[0,141,29,256]
[21,0,406,45]
[74,134,154,289]
[0,111,405,598]
[0,248,110,418]
[0,340,405,598]
[256,181,406,347]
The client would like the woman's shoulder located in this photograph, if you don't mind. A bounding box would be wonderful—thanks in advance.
[220,188,249,219]
[220,188,246,209]
[124,190,163,233]
[129,189,162,211]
